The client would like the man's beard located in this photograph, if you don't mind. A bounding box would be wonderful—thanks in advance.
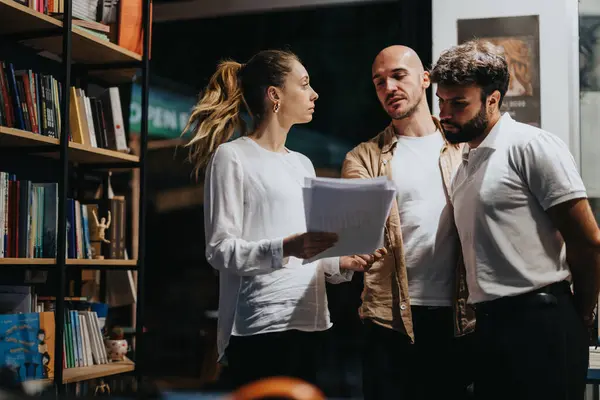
[443,104,489,144]
[388,91,422,120]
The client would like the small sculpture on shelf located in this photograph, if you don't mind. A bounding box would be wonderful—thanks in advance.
[94,379,111,396]
[92,209,111,244]
[104,326,128,362]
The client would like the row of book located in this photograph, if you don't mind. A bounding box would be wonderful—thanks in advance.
[0,171,127,259]
[11,0,116,40]
[0,283,93,315]
[0,61,129,152]
[11,0,114,24]
[0,285,111,371]
[0,308,110,382]
[62,307,111,371]
[69,85,128,152]
[9,0,151,57]
[0,61,61,138]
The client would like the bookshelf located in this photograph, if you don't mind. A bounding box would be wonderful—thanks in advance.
[62,357,134,384]
[37,357,135,384]
[0,0,142,84]
[0,258,138,267]
[0,127,140,164]
[0,0,150,394]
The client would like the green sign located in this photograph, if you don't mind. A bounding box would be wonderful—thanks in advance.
[129,83,196,139]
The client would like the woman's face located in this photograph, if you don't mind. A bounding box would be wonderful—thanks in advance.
[275,59,319,125]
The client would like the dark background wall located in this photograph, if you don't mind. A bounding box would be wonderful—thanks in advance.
[142,1,432,396]
[149,0,432,145]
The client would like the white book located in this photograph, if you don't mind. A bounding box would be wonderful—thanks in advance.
[82,314,95,366]
[84,311,101,365]
[108,87,128,151]
[91,312,108,363]
[83,96,98,147]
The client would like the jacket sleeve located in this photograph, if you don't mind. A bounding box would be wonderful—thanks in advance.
[341,149,372,180]
[204,145,286,276]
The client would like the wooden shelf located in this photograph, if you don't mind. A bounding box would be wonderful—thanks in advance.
[0,0,142,84]
[0,258,137,267]
[0,258,56,265]
[62,359,135,384]
[0,127,139,165]
[33,359,135,385]
[68,141,139,164]
[0,126,58,147]
[0,0,62,35]
[67,259,137,267]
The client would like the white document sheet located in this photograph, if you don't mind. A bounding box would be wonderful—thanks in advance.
[302,176,396,263]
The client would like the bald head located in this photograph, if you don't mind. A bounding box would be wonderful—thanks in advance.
[371,45,430,121]
[372,45,424,78]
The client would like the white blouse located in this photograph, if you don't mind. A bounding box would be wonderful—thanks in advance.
[203,136,353,361]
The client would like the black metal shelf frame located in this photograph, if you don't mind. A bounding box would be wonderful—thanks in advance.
[27,0,152,393]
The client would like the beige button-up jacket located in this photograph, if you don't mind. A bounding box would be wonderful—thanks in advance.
[341,116,476,340]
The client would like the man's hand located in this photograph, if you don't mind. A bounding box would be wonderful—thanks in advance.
[546,198,600,321]
[340,247,388,272]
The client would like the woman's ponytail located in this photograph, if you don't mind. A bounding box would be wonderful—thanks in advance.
[182,60,245,180]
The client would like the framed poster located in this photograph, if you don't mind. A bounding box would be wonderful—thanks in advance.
[579,15,600,197]
[457,15,541,127]
[580,16,600,92]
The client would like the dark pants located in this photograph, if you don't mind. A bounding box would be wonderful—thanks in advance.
[362,306,475,400]
[218,329,326,391]
[473,281,589,400]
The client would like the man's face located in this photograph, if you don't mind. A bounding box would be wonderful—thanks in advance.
[436,84,489,144]
[372,54,427,120]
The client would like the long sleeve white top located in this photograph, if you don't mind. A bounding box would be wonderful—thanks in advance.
[203,136,353,362]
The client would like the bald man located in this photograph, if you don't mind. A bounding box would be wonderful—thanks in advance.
[342,46,475,400]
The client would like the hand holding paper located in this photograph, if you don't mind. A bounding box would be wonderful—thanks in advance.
[340,247,388,272]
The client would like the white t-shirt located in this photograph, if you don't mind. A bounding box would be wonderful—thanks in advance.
[451,113,587,304]
[203,136,352,361]
[391,130,459,307]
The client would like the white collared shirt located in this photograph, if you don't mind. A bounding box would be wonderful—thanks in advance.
[450,113,587,303]
[204,137,352,361]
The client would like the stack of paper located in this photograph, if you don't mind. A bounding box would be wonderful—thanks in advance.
[303,176,396,262]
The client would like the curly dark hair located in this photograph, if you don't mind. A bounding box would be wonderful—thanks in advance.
[430,39,510,107]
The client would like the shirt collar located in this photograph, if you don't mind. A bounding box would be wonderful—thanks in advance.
[462,112,512,162]
[476,112,512,149]
[381,116,449,154]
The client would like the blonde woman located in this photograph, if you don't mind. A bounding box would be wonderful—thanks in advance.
[183,49,386,390]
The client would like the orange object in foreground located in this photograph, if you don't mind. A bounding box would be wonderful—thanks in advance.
[228,377,326,400]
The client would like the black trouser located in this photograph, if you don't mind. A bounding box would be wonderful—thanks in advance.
[362,306,475,400]
[218,329,326,391]
[473,280,589,400]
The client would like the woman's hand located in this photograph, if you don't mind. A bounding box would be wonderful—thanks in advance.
[340,247,388,272]
[283,232,338,259]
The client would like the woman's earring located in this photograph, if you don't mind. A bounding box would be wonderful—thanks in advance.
[273,101,280,113]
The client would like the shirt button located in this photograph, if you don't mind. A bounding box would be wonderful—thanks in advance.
[400,303,407,311]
